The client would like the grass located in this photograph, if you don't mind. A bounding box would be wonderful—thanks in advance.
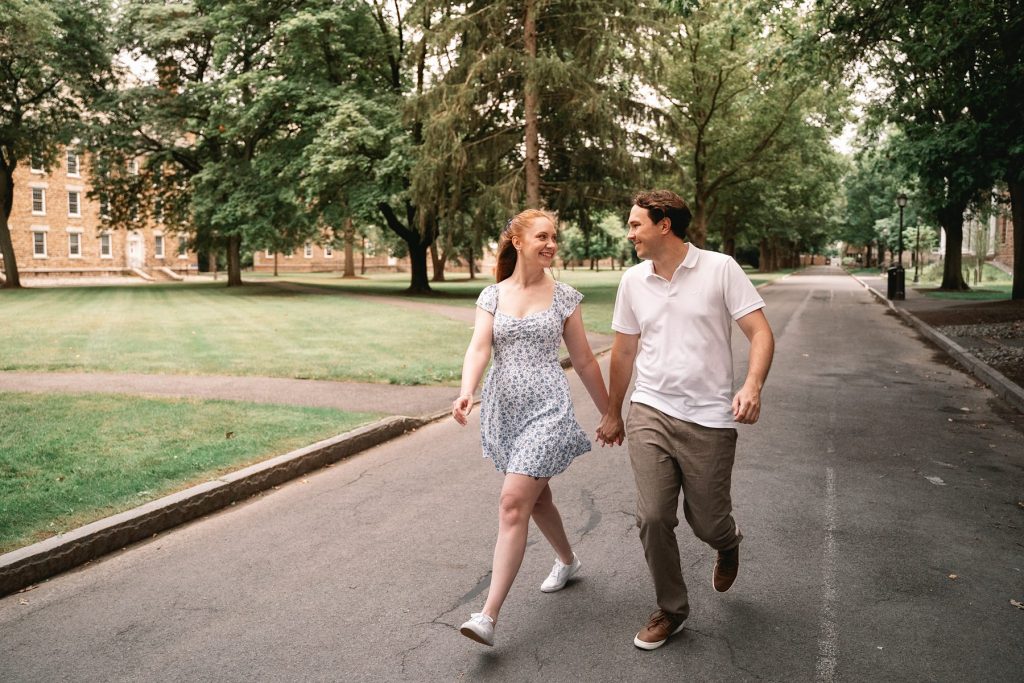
[0,281,473,385]
[253,265,791,335]
[0,391,379,554]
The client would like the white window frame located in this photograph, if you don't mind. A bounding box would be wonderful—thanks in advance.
[177,238,188,258]
[100,232,112,259]
[265,249,272,258]
[304,243,313,258]
[66,150,80,177]
[67,229,83,258]
[324,245,333,258]
[99,194,110,219]
[154,233,165,259]
[30,156,45,174]
[31,186,46,215]
[67,190,81,218]
[32,228,48,258]
[127,159,139,175]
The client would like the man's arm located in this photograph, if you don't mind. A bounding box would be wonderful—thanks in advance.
[732,308,774,424]
[596,332,640,445]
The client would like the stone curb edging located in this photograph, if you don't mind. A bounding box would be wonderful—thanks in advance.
[0,415,426,598]
[0,344,618,598]
[852,275,1024,414]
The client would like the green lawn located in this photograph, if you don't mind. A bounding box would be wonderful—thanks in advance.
[0,282,473,385]
[0,392,379,553]
[253,265,790,335]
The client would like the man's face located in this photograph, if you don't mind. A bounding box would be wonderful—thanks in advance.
[627,204,665,260]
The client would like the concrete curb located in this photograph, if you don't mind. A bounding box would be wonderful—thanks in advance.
[0,414,428,598]
[852,275,1024,414]
[0,343,616,598]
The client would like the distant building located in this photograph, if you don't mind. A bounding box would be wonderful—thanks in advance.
[1,147,198,283]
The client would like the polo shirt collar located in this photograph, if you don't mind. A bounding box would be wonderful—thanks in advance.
[643,244,701,281]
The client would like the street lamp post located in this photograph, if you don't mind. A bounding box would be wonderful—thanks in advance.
[913,209,921,284]
[888,193,908,300]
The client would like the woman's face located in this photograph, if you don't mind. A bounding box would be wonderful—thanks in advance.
[515,218,558,267]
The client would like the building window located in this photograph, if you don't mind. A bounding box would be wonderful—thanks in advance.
[177,238,187,257]
[30,156,45,173]
[32,187,46,215]
[67,150,80,176]
[68,191,81,217]
[68,232,82,257]
[324,245,333,258]
[100,233,112,258]
[265,249,272,258]
[154,197,164,222]
[33,231,47,258]
[155,234,164,258]
[304,243,313,258]
[127,159,139,175]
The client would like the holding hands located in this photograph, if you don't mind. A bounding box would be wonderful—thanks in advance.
[595,411,624,447]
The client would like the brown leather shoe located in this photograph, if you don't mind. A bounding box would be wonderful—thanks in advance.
[713,546,740,592]
[633,610,685,650]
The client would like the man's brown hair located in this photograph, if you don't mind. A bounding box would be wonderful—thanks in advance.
[633,190,692,240]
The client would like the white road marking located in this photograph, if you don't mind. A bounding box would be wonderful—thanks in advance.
[816,466,839,682]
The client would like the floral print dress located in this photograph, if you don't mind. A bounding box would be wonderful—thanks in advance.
[475,280,592,477]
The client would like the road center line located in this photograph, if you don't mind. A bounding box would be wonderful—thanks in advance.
[816,465,839,682]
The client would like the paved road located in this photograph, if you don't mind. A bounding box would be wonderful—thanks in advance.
[1,267,1022,681]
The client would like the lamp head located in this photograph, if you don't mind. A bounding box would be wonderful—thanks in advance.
[897,193,908,208]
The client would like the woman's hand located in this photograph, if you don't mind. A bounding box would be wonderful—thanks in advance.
[452,394,474,425]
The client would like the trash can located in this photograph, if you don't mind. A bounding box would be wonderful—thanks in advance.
[887,265,905,300]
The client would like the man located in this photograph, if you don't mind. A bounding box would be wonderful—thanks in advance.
[596,189,775,651]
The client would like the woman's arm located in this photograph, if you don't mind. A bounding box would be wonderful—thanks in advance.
[452,306,494,425]
[562,306,609,415]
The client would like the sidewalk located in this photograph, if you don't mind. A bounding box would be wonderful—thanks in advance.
[853,273,1024,412]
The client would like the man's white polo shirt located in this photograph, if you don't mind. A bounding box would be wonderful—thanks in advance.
[611,245,765,429]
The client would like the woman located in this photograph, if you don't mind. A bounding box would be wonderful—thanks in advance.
[452,209,609,647]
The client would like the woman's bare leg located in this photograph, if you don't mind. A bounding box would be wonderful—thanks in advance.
[481,474,550,622]
[530,483,574,564]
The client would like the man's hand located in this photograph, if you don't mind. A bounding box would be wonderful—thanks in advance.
[452,394,473,426]
[596,412,625,446]
[731,383,762,424]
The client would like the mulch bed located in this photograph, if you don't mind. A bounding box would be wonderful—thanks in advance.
[912,298,1024,327]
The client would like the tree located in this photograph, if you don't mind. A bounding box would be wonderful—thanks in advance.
[93,0,320,288]
[0,0,111,288]
[409,0,657,275]
[656,1,848,248]
[821,0,1013,291]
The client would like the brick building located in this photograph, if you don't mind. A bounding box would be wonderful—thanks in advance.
[1,148,198,283]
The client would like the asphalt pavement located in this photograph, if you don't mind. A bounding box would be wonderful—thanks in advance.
[1,267,1022,682]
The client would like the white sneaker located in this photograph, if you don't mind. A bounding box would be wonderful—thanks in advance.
[459,612,495,646]
[540,552,581,592]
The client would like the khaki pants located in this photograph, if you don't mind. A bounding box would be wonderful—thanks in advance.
[626,402,741,619]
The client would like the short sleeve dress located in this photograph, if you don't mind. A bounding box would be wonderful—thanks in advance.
[474,280,591,477]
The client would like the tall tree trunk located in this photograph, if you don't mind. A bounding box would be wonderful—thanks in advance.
[430,240,447,282]
[408,240,431,294]
[226,234,243,287]
[938,203,969,291]
[0,158,21,288]
[360,235,366,275]
[467,246,476,280]
[689,192,709,248]
[208,250,217,280]
[378,201,433,294]
[523,0,540,209]
[343,217,356,278]
[273,252,278,276]
[1008,175,1023,300]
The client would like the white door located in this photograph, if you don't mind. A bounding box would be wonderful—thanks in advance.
[128,233,144,268]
